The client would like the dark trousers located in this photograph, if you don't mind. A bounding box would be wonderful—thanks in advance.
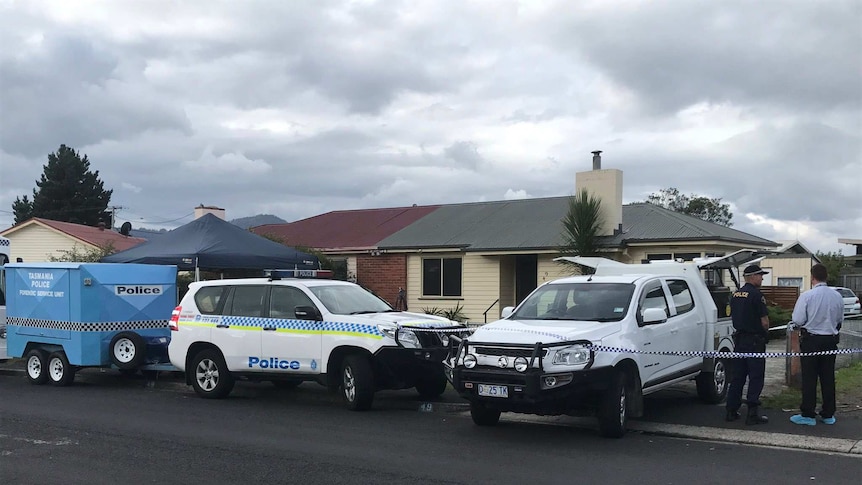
[799,333,839,418]
[726,335,766,411]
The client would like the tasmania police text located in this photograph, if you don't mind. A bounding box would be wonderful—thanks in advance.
[248,357,301,370]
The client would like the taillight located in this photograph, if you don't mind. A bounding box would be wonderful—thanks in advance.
[169,306,182,331]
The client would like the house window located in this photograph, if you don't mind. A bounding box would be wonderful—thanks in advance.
[422,258,462,297]
[778,277,803,290]
[673,252,701,262]
[647,253,672,261]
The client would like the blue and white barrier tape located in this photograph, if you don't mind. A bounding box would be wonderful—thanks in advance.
[587,345,862,359]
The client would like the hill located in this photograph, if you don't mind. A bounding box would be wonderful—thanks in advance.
[230,214,288,229]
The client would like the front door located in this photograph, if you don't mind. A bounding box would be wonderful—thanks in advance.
[515,255,538,305]
[260,286,322,375]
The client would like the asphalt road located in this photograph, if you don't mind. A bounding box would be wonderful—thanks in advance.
[1,373,860,485]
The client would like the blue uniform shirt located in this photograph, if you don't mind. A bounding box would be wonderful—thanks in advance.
[730,282,768,336]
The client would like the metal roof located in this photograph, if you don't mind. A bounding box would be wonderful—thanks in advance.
[379,199,778,251]
[251,205,441,250]
[1,218,147,252]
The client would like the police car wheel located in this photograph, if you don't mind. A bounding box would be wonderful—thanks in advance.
[598,371,628,438]
[415,372,448,399]
[341,355,374,411]
[470,401,501,426]
[47,352,75,387]
[696,358,729,404]
[25,349,49,385]
[190,349,234,399]
[110,331,146,370]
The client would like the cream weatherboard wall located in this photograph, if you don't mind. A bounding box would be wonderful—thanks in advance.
[407,252,500,324]
[4,224,92,262]
[760,255,815,291]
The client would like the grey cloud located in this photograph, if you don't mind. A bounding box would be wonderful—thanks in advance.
[548,1,862,117]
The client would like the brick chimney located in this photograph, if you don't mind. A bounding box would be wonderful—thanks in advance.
[194,204,226,220]
[575,150,623,236]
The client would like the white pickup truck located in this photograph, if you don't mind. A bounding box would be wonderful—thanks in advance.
[444,250,769,438]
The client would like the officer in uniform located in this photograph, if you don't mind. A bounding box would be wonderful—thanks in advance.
[725,264,770,425]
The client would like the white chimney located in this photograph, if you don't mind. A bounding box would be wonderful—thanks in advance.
[194,204,226,220]
[575,151,623,236]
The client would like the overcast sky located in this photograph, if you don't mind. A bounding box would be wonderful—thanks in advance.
[1,0,859,253]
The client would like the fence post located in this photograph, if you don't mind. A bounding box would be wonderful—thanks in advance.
[786,328,802,389]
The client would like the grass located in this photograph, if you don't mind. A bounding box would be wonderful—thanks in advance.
[762,361,862,410]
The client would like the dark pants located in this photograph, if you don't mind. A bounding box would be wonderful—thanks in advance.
[799,332,839,419]
[726,334,766,411]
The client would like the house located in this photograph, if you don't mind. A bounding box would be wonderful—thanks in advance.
[758,241,821,290]
[0,218,146,263]
[255,153,782,323]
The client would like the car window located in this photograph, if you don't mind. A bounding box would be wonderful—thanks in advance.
[270,286,315,319]
[638,280,669,323]
[225,286,267,317]
[666,279,694,314]
[837,288,854,298]
[309,284,392,315]
[194,286,226,315]
[511,282,634,321]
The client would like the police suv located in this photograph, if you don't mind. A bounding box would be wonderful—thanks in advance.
[168,271,468,410]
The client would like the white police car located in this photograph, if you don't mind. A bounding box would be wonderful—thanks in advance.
[168,272,468,410]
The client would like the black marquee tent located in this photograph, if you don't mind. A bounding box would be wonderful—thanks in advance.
[102,213,319,274]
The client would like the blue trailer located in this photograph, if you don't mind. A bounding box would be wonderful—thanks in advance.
[5,262,178,386]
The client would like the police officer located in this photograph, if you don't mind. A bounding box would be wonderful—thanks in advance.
[725,264,770,425]
[789,263,844,426]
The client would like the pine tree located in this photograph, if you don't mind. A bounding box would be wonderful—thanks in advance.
[13,145,113,226]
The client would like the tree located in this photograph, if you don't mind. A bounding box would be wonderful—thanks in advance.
[815,251,846,286]
[48,242,116,262]
[645,187,733,226]
[558,189,606,274]
[13,145,113,226]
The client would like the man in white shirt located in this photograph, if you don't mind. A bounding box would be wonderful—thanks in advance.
[789,263,844,426]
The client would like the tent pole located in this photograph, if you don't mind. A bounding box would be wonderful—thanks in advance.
[195,257,200,282]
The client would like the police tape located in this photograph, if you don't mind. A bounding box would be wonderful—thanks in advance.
[587,345,862,359]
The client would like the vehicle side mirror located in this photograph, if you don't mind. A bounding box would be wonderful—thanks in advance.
[501,306,515,318]
[642,308,667,325]
[295,306,322,321]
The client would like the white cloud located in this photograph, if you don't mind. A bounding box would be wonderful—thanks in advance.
[183,146,271,175]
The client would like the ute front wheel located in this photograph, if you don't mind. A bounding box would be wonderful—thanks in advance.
[598,371,628,438]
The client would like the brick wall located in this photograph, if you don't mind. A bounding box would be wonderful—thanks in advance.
[356,254,407,308]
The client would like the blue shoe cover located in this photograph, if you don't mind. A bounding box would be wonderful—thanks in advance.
[818,416,836,425]
[790,414,816,426]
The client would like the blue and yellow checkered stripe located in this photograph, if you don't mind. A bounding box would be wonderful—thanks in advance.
[182,315,385,339]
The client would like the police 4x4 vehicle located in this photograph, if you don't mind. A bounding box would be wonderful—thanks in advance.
[444,250,770,438]
[168,271,469,410]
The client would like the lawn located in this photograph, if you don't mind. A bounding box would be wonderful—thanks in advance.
[763,361,862,414]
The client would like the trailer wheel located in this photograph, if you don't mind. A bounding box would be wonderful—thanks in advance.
[341,355,374,411]
[47,352,75,387]
[110,331,146,370]
[190,349,234,399]
[25,349,49,385]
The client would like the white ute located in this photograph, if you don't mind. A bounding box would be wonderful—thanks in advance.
[444,250,769,437]
[169,272,469,410]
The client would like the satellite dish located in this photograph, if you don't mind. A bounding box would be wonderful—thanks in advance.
[120,221,132,236]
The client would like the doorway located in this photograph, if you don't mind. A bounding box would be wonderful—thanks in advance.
[515,255,538,305]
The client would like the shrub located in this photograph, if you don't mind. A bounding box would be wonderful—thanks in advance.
[423,302,468,323]
[767,305,792,328]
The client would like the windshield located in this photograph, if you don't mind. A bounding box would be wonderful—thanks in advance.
[309,285,393,315]
[511,282,635,321]
[837,288,855,298]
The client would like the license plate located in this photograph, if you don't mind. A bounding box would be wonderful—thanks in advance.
[477,384,508,398]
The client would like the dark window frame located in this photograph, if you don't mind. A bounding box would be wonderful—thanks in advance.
[422,257,463,297]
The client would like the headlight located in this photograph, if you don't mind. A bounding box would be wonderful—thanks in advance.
[513,357,529,372]
[397,328,420,349]
[463,354,477,369]
[378,325,397,339]
[552,345,590,365]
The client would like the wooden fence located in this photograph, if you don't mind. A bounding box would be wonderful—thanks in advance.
[760,286,799,310]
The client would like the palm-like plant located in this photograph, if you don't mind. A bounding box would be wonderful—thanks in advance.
[559,189,605,274]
